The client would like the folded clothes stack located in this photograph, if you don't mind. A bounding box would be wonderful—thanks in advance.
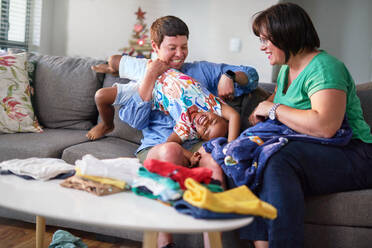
[0,157,75,180]
[132,160,223,203]
[61,154,141,196]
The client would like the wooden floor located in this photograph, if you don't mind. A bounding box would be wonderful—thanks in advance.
[0,217,142,248]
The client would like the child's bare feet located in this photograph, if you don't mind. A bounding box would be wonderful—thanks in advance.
[91,64,118,76]
[86,123,114,140]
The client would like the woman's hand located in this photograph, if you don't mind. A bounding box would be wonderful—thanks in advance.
[146,59,170,79]
[248,100,275,125]
[218,74,235,101]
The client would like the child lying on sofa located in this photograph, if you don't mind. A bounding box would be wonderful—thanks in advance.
[87,55,240,166]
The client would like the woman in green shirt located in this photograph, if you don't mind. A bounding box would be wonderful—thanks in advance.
[241,3,372,248]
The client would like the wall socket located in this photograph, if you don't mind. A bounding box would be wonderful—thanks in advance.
[229,38,241,52]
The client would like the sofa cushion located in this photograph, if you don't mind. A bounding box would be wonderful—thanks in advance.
[0,128,89,162]
[100,73,143,144]
[304,189,372,227]
[29,53,104,130]
[356,81,372,127]
[61,136,139,164]
[304,223,372,248]
[0,53,43,133]
[257,82,276,94]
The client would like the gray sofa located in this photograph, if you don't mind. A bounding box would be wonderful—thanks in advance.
[0,53,371,248]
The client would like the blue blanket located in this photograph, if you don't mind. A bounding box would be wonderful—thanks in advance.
[203,119,352,192]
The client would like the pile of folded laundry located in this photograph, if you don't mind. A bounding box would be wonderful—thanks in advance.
[63,154,277,220]
[0,154,277,220]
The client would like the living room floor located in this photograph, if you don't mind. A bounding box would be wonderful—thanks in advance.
[0,217,142,248]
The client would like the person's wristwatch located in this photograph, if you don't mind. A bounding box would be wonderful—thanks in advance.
[268,103,281,120]
[224,70,236,81]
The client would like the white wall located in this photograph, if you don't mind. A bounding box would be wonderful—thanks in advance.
[36,0,278,83]
[32,0,54,54]
[37,0,372,84]
[292,0,372,83]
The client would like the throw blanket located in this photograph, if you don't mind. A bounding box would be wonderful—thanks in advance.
[203,119,352,192]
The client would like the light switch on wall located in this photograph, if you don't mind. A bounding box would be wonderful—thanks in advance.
[229,38,241,52]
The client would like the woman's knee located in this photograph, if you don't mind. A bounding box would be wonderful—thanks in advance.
[259,151,304,204]
[263,152,296,181]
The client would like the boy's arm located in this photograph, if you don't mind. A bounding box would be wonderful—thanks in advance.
[166,131,183,144]
[138,59,169,101]
[221,103,240,142]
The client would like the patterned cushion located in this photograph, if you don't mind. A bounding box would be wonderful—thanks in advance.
[0,53,42,133]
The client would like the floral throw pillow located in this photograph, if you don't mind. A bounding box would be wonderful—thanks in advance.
[0,52,42,133]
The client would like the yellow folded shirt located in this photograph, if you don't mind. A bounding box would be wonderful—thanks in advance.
[183,178,277,219]
[75,168,126,189]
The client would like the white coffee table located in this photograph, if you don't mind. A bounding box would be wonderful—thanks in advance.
[0,174,253,248]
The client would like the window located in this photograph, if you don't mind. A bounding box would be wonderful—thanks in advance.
[0,0,32,50]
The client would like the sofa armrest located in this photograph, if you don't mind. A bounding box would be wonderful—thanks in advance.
[356,81,372,127]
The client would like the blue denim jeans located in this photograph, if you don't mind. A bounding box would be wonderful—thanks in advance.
[237,139,372,248]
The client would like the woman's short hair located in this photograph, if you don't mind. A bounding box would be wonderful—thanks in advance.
[252,3,320,62]
[150,16,189,47]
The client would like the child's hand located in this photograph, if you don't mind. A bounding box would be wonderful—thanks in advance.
[189,152,201,167]
[146,59,169,79]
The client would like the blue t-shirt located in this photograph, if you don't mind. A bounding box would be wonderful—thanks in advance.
[118,60,259,153]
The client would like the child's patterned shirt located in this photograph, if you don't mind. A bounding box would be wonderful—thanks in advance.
[152,69,222,142]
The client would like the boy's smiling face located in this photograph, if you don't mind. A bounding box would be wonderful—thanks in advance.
[193,112,228,141]
[152,35,188,70]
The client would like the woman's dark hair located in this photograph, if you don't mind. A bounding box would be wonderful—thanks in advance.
[252,2,320,62]
[150,16,189,47]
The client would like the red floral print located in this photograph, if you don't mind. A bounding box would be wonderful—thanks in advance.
[2,96,28,121]
[0,56,16,67]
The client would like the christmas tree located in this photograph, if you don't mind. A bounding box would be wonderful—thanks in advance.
[120,7,153,58]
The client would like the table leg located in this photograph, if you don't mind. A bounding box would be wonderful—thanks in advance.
[207,232,222,248]
[36,216,46,248]
[142,231,158,248]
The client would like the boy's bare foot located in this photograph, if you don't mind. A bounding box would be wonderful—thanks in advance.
[91,64,118,76]
[86,123,114,140]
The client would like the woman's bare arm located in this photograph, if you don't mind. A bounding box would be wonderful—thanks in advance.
[251,88,346,138]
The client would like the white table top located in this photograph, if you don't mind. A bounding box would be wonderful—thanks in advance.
[0,175,253,233]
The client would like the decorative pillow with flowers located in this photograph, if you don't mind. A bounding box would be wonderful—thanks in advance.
[0,52,42,133]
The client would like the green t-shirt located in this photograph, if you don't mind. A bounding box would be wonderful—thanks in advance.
[274,50,372,143]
